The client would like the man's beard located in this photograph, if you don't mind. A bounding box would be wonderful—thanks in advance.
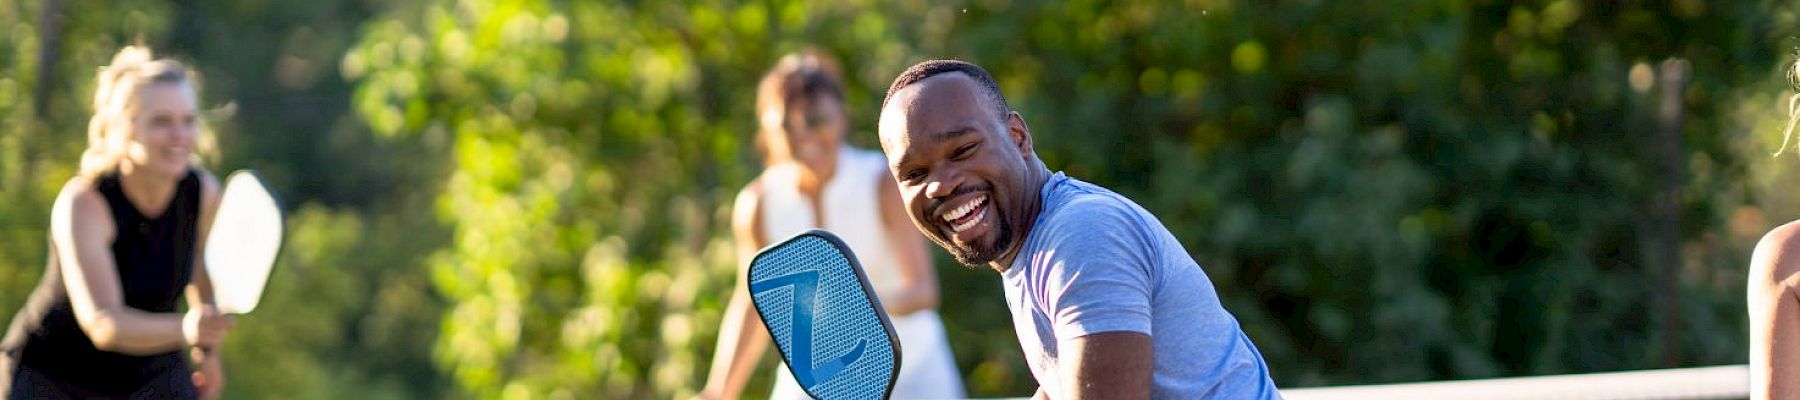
[931,210,1015,268]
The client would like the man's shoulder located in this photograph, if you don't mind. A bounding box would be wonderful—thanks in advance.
[1021,180,1168,272]
[1038,179,1154,238]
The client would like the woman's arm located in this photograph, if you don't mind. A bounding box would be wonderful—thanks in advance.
[186,171,222,320]
[187,171,228,399]
[698,183,773,400]
[877,170,939,316]
[1750,221,1800,400]
[51,179,190,355]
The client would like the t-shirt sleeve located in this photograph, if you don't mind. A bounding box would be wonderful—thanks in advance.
[1037,197,1157,342]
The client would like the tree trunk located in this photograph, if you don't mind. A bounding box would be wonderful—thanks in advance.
[1655,58,1689,368]
[33,0,65,119]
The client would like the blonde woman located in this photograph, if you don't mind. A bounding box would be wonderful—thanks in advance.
[698,51,965,400]
[1752,56,1800,400]
[0,45,235,399]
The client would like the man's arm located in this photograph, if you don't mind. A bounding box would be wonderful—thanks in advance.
[1061,331,1153,399]
[1037,197,1160,399]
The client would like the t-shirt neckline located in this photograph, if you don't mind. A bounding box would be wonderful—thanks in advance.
[1004,171,1070,279]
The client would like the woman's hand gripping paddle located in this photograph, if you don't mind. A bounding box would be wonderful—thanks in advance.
[748,230,901,400]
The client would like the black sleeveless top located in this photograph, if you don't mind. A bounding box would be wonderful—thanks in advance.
[1,170,200,395]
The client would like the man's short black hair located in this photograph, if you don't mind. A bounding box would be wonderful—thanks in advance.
[882,59,1011,119]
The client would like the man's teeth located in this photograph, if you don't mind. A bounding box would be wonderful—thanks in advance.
[942,195,987,222]
[942,195,989,234]
[952,207,986,233]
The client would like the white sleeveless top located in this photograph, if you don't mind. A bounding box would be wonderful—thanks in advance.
[759,148,905,300]
[759,146,966,399]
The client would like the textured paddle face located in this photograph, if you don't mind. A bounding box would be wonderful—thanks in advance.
[748,230,900,400]
[203,171,283,314]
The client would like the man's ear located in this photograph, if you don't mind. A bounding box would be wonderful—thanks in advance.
[1006,111,1034,160]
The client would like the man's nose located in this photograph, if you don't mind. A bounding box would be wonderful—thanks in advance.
[924,172,958,199]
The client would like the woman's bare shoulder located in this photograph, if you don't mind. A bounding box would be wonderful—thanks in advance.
[732,176,767,230]
[54,176,106,210]
[735,175,768,213]
[50,176,114,238]
[1753,220,1800,285]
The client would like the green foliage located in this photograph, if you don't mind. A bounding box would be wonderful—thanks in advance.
[346,1,776,397]
[342,0,1800,397]
[5,0,1800,399]
[943,0,1798,386]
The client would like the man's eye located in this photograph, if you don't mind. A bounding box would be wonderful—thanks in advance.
[902,170,926,183]
[952,143,977,159]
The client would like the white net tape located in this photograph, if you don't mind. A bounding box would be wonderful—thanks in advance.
[1280,364,1748,400]
[987,364,1748,400]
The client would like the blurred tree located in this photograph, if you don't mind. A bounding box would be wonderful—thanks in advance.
[951,0,1799,386]
[344,0,1800,397]
[341,0,1028,398]
[6,0,1798,399]
[347,0,1800,396]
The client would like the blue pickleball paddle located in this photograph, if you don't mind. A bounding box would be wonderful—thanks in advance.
[748,230,901,400]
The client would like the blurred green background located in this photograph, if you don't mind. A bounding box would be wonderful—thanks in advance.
[3,0,1800,398]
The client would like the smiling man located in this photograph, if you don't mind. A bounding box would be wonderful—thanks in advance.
[877,60,1278,399]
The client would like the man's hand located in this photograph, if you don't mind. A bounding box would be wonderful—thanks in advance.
[1061,331,1152,399]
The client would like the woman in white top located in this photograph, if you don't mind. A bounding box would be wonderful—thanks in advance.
[698,51,965,400]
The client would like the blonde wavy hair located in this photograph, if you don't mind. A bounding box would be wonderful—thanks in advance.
[1779,55,1800,157]
[80,44,209,178]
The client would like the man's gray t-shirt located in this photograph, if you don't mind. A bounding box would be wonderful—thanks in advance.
[1003,172,1278,399]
